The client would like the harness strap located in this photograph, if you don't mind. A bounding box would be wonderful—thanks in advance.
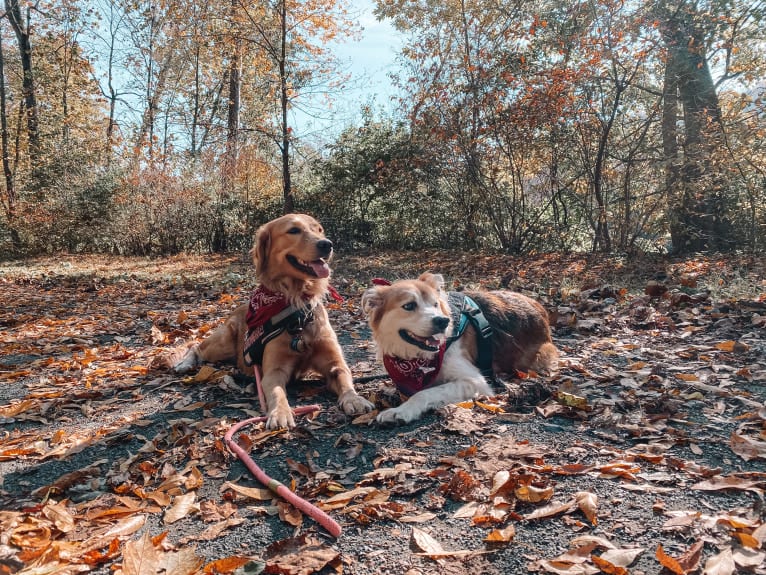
[446,292,494,380]
[243,305,315,366]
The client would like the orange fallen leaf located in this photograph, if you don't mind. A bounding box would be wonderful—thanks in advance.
[656,544,685,575]
[485,525,516,544]
[591,553,627,575]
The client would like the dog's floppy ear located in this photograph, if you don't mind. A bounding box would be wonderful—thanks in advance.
[418,272,445,292]
[361,287,383,316]
[252,223,272,275]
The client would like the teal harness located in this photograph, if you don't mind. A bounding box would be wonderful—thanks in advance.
[446,292,494,380]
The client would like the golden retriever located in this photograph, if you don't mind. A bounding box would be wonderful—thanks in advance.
[362,272,558,424]
[171,214,373,429]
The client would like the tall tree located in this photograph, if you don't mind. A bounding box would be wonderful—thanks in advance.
[238,0,357,214]
[3,0,39,164]
[656,0,734,252]
[0,20,19,249]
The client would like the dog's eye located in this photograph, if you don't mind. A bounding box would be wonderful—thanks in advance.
[287,227,301,235]
[402,301,417,311]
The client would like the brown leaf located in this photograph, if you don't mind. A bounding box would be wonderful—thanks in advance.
[485,525,515,544]
[575,491,598,526]
[122,532,163,575]
[692,476,764,495]
[221,481,274,502]
[730,432,766,461]
[676,541,704,572]
[202,556,255,574]
[591,554,627,575]
[164,492,199,524]
[159,547,205,575]
[515,484,554,503]
[599,547,644,567]
[410,527,445,556]
[523,499,577,521]
[277,500,303,528]
[655,544,685,575]
[702,547,735,575]
[264,534,340,575]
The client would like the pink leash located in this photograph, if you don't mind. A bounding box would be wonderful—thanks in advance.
[222,366,342,538]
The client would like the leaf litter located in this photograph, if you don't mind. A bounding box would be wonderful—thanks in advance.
[0,252,764,574]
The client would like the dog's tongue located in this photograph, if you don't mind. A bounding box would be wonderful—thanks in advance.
[309,259,330,278]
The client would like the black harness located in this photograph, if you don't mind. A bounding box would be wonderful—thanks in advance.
[243,305,316,367]
[445,292,495,381]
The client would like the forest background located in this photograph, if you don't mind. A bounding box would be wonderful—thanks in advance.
[0,0,764,258]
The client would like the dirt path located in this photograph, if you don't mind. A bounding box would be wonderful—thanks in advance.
[1,252,764,575]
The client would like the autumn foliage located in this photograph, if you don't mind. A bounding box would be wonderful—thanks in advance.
[0,0,764,257]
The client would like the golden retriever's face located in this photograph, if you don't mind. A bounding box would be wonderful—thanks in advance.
[362,273,452,359]
[252,214,333,281]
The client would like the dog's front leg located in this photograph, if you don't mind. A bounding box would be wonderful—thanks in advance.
[377,380,483,424]
[312,337,374,416]
[260,366,296,429]
[321,364,373,416]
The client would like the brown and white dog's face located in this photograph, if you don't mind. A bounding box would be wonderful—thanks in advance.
[362,273,452,360]
[252,213,333,283]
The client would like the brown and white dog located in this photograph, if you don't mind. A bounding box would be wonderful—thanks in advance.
[170,214,373,429]
[362,272,558,424]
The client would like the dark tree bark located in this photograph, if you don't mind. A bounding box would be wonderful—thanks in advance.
[4,0,39,164]
[224,0,241,191]
[0,23,20,250]
[659,1,734,253]
[279,0,293,214]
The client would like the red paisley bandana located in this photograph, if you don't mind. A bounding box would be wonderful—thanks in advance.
[245,285,291,343]
[383,343,446,398]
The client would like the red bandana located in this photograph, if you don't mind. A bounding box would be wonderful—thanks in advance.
[245,283,343,342]
[383,343,446,398]
[245,285,291,342]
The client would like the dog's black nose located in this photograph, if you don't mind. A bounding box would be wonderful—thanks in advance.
[316,239,333,257]
[433,316,450,332]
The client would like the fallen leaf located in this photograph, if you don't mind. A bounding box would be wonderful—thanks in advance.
[575,491,598,526]
[655,544,684,575]
[599,547,644,567]
[410,527,445,557]
[122,532,163,575]
[264,534,340,575]
[702,547,735,575]
[164,492,199,524]
[485,525,515,544]
[591,554,627,575]
[523,499,576,521]
[730,432,766,461]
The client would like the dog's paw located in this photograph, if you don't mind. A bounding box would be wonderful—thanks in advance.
[376,404,420,425]
[338,391,374,416]
[265,405,296,430]
[171,346,199,373]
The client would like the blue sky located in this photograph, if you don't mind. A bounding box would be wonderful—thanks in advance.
[292,4,404,140]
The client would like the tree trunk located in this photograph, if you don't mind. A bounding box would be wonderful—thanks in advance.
[661,2,734,253]
[224,0,241,191]
[0,23,20,250]
[4,0,39,164]
[279,0,293,214]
